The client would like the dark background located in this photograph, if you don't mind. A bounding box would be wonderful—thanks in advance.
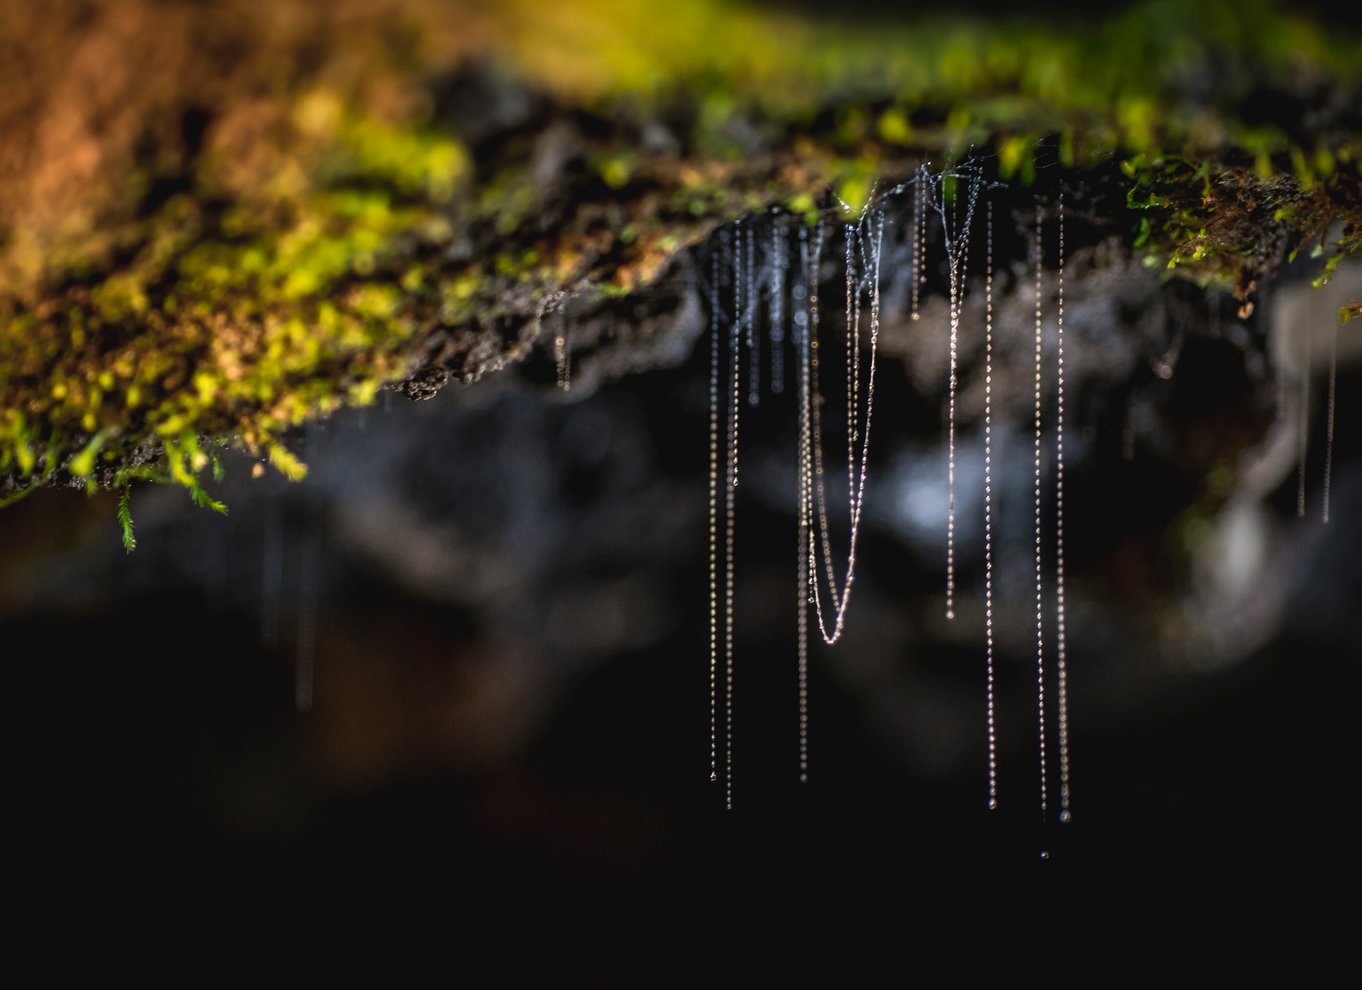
[3,207,1358,935]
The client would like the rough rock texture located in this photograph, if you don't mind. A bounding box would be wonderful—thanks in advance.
[2,0,1358,511]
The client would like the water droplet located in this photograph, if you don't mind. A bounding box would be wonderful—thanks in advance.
[911,164,926,322]
[770,217,786,394]
[1324,319,1337,524]
[1298,321,1311,519]
[983,197,999,812]
[726,223,743,810]
[940,164,981,621]
[796,222,811,781]
[1034,195,1049,823]
[554,311,572,392]
[1055,189,1072,824]
[804,212,884,646]
[708,246,721,783]
[747,224,761,408]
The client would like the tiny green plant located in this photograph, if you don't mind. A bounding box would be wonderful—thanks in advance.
[117,485,136,553]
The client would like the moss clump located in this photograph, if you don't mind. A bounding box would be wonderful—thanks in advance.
[0,109,465,499]
[2,0,1359,513]
[1127,155,1361,297]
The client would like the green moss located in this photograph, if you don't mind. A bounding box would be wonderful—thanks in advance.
[2,0,1359,523]
[1125,154,1360,295]
[117,486,136,553]
[0,88,478,502]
